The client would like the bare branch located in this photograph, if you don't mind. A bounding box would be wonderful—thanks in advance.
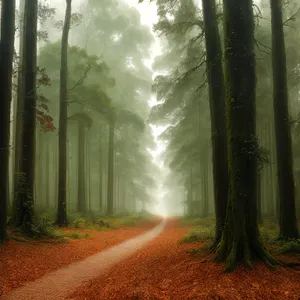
[68,63,91,91]
[283,8,300,27]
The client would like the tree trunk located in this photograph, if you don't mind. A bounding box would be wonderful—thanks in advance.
[187,168,193,216]
[202,0,228,244]
[56,0,72,226]
[257,172,262,224]
[13,0,38,233]
[0,0,16,242]
[270,0,299,239]
[11,0,25,226]
[99,146,103,212]
[77,121,86,213]
[214,0,277,272]
[45,143,50,209]
[202,148,209,218]
[106,119,115,215]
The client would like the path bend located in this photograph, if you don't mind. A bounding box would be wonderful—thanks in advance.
[1,219,166,300]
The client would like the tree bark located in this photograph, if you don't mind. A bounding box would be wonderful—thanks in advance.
[56,0,72,226]
[257,172,262,224]
[202,148,209,218]
[11,0,25,226]
[0,0,16,242]
[13,0,38,233]
[202,0,228,244]
[270,0,299,239]
[214,0,277,272]
[77,121,86,213]
[98,126,103,212]
[106,119,115,215]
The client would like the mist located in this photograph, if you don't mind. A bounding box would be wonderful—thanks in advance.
[1,0,300,298]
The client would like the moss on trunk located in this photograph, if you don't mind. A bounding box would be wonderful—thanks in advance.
[214,0,278,271]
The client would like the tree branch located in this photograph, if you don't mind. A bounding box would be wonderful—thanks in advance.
[68,63,91,91]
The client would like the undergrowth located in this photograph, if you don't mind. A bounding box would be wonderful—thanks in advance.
[180,216,300,258]
[7,210,157,242]
[179,227,214,244]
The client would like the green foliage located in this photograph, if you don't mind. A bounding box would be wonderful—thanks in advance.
[72,218,89,229]
[66,232,91,240]
[179,227,214,244]
[279,239,300,254]
[32,213,60,238]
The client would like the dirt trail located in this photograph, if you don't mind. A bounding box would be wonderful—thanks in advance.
[1,219,166,300]
[68,219,300,300]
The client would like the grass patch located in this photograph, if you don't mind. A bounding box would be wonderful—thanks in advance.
[179,215,216,228]
[179,227,214,244]
[66,232,91,240]
[279,239,300,254]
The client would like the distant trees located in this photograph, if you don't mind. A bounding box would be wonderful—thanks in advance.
[0,0,16,243]
[0,0,156,239]
[106,111,116,216]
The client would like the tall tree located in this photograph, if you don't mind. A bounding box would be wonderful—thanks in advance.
[0,0,16,242]
[12,0,25,220]
[214,0,277,271]
[270,0,299,239]
[13,0,38,233]
[57,0,72,226]
[202,0,228,245]
[107,112,116,215]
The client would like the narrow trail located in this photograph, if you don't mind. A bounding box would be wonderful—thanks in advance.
[68,219,300,300]
[1,220,166,300]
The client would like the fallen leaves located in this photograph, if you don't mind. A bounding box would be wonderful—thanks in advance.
[68,218,300,300]
[0,219,159,296]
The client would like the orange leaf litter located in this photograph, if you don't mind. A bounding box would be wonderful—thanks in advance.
[0,218,159,296]
[68,218,300,300]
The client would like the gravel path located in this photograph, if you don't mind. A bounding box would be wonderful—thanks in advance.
[1,219,166,300]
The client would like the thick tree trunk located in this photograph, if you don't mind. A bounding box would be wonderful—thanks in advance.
[202,0,228,244]
[11,0,25,226]
[106,119,115,215]
[77,122,86,213]
[257,172,262,224]
[13,0,38,233]
[202,149,209,218]
[57,0,72,226]
[0,0,16,242]
[270,0,299,239]
[214,0,277,272]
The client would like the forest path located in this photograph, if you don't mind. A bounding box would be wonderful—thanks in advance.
[1,219,166,300]
[68,219,300,300]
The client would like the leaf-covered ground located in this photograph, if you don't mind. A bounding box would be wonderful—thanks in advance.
[68,218,300,300]
[0,218,159,296]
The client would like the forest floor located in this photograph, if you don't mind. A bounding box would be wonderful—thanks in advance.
[1,217,300,300]
[67,218,300,300]
[0,217,160,296]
